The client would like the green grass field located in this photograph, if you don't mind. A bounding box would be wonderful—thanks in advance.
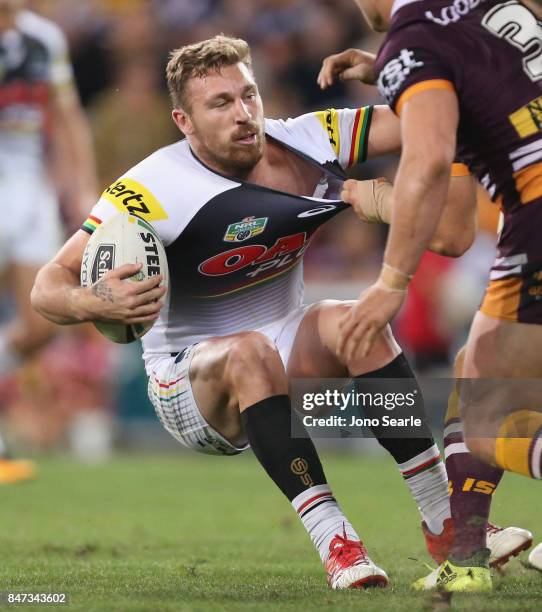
[0,453,540,611]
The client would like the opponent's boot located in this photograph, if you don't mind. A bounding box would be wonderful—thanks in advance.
[486,522,533,567]
[422,519,533,568]
[413,548,492,592]
[325,527,388,589]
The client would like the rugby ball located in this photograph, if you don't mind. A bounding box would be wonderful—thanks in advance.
[80,213,169,343]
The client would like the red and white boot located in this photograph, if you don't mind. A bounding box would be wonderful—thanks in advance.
[325,527,388,589]
[422,518,533,568]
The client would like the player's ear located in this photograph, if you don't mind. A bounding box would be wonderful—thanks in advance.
[172,108,194,136]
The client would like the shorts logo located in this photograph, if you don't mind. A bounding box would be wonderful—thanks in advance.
[91,244,115,283]
[315,109,340,156]
[103,178,168,222]
[290,458,314,487]
[223,216,268,242]
[377,49,424,103]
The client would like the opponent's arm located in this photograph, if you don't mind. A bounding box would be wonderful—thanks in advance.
[385,88,459,273]
[31,231,165,326]
[337,87,460,361]
[342,171,476,257]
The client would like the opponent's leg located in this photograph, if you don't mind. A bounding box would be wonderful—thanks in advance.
[415,312,542,592]
[444,346,531,568]
[461,312,542,480]
[153,332,387,588]
[288,301,451,558]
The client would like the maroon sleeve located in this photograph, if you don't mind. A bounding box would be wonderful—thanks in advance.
[375,28,460,113]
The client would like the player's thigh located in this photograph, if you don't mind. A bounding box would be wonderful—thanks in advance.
[150,331,287,454]
[464,311,542,377]
[149,341,248,456]
[460,312,542,438]
[287,300,401,378]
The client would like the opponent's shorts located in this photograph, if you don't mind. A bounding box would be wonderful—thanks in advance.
[0,173,62,271]
[480,272,542,324]
[480,202,542,324]
[147,305,310,456]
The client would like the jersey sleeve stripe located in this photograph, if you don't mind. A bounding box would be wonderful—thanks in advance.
[396,79,455,115]
[82,215,102,234]
[348,106,374,167]
[451,162,469,177]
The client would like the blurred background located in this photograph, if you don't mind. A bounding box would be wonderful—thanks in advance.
[0,0,499,462]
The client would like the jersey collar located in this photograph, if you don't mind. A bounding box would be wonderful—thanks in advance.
[391,0,423,18]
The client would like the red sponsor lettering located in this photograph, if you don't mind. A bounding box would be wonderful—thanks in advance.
[199,245,267,276]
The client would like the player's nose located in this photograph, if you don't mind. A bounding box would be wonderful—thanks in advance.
[233,98,251,122]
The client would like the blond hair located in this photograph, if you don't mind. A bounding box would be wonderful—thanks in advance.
[166,35,252,110]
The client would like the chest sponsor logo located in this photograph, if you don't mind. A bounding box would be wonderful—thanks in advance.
[223,216,268,242]
[200,232,308,279]
[509,96,542,138]
[377,49,424,103]
[102,178,168,222]
[298,204,337,218]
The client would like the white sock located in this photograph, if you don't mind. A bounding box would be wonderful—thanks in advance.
[292,484,359,562]
[398,444,451,534]
[0,330,21,375]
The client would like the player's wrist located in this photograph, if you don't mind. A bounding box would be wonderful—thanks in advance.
[376,263,413,293]
[71,286,98,322]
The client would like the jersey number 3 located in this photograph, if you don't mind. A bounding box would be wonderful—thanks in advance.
[483,0,542,81]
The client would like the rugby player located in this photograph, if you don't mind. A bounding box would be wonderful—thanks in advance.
[322,0,542,592]
[33,35,483,588]
[319,46,536,574]
[0,0,97,482]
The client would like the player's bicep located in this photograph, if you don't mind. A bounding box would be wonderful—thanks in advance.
[366,105,401,158]
[400,88,459,171]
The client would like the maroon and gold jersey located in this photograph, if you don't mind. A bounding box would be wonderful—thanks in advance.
[375,0,542,322]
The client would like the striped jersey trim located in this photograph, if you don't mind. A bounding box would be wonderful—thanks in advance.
[82,215,102,234]
[396,79,455,116]
[348,106,374,167]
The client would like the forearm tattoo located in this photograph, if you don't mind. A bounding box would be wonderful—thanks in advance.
[92,280,114,303]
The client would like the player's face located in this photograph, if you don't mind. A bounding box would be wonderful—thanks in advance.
[352,0,391,31]
[180,63,265,176]
[0,0,23,13]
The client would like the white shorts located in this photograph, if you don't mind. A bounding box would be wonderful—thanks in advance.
[0,174,62,271]
[147,305,310,456]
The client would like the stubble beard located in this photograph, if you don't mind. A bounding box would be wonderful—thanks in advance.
[196,128,265,179]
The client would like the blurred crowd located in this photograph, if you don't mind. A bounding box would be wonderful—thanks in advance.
[1,0,499,455]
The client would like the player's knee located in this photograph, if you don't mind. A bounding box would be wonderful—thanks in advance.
[463,434,494,465]
[226,331,284,388]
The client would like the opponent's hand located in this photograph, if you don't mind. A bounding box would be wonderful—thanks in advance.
[341,178,392,223]
[317,48,377,89]
[83,263,167,325]
[337,283,406,362]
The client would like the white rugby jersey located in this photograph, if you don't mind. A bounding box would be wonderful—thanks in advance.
[0,10,74,174]
[82,107,374,373]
